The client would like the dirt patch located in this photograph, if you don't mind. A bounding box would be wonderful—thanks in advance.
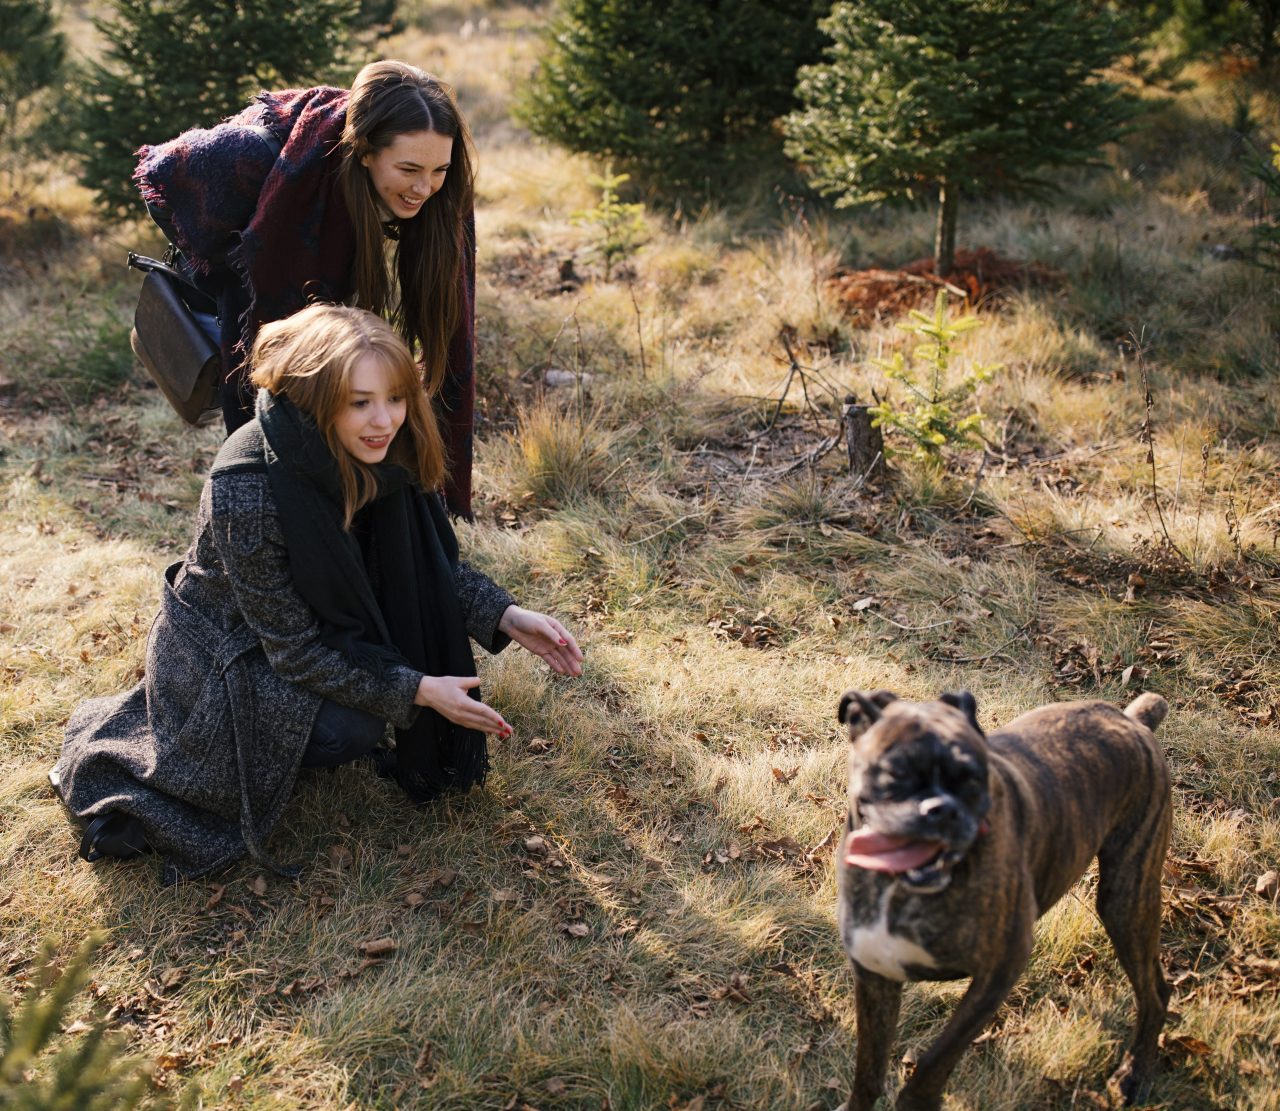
[828,247,1059,325]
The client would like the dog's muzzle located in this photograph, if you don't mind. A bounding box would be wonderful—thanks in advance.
[844,811,989,894]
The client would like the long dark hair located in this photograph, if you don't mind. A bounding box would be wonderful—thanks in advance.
[337,61,475,396]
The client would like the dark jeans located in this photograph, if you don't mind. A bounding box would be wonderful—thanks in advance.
[300,700,387,768]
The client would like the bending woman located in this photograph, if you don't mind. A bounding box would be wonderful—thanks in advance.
[135,60,481,517]
[54,305,582,883]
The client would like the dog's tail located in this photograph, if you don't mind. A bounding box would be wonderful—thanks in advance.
[1124,692,1168,731]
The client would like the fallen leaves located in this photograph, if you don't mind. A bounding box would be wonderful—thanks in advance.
[707,609,782,649]
[400,867,458,911]
[278,977,324,998]
[605,783,638,811]
[1161,1032,1216,1079]
[1205,663,1280,724]
[340,936,398,979]
[701,842,742,869]
[709,972,751,1005]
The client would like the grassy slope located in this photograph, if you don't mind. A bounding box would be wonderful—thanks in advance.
[2,2,1278,1108]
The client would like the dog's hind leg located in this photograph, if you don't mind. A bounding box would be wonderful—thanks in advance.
[1097,807,1172,1105]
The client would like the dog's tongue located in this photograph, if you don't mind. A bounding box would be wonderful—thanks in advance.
[845,826,942,873]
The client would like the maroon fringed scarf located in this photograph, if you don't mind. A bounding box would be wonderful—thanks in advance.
[135,87,476,518]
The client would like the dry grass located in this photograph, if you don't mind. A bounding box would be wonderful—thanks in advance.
[3,2,1279,1108]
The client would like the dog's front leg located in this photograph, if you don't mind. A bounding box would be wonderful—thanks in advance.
[894,927,1033,1111]
[849,963,903,1111]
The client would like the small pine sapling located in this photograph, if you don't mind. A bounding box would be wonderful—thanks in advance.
[1250,143,1280,271]
[1,934,196,1108]
[570,164,649,281]
[870,291,1001,465]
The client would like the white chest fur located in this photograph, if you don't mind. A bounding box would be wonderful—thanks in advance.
[848,886,938,982]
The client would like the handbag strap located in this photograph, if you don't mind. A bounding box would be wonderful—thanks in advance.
[128,251,218,316]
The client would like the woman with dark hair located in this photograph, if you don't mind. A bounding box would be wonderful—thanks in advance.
[53,304,582,883]
[134,60,482,517]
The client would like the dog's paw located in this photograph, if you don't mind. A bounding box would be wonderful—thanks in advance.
[1105,1051,1152,1107]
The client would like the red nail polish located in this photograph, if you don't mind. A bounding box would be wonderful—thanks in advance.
[558,639,568,645]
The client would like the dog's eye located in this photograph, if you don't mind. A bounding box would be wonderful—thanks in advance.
[872,767,920,801]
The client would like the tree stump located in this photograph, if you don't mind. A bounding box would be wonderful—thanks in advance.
[842,395,885,480]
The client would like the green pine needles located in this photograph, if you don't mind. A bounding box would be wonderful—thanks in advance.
[517,0,833,200]
[785,0,1142,275]
[1251,143,1280,271]
[1,934,190,1110]
[0,0,65,179]
[870,292,1001,465]
[67,0,362,214]
[570,164,649,281]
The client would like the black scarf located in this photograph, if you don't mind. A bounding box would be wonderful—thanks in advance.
[253,389,487,801]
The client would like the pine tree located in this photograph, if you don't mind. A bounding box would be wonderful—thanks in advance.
[0,935,192,1109]
[785,0,1142,275]
[69,0,363,215]
[1171,0,1279,73]
[0,0,66,174]
[517,0,832,200]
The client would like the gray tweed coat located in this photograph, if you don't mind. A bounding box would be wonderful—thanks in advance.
[56,463,514,884]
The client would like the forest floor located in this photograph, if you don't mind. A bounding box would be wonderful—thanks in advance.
[2,2,1279,1108]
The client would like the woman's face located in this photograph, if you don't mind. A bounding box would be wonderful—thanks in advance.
[334,354,407,464]
[360,129,453,220]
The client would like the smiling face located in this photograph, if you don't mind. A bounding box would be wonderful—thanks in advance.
[333,353,407,465]
[360,129,454,220]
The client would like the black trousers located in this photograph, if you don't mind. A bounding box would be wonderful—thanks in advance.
[299,700,386,768]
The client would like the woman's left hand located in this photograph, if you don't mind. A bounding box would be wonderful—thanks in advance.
[498,606,584,677]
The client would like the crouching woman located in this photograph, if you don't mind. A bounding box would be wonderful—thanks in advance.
[54,304,582,883]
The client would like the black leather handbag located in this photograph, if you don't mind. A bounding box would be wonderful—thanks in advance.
[127,251,223,426]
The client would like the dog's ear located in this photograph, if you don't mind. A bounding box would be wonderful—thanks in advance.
[838,689,898,736]
[940,690,983,736]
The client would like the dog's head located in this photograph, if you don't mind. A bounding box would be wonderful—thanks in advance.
[837,689,991,894]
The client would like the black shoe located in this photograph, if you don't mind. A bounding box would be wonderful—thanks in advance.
[79,812,151,862]
[366,745,398,780]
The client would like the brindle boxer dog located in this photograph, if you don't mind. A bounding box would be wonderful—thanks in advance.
[835,689,1172,1111]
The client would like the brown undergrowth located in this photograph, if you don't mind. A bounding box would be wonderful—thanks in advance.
[827,247,1060,325]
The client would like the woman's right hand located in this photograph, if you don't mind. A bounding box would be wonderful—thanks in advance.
[414,674,512,737]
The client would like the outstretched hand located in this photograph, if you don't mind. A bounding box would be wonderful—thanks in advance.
[498,605,584,677]
[415,674,511,737]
